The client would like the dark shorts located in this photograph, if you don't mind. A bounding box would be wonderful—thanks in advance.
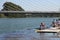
[53,25,55,27]
[58,24,60,26]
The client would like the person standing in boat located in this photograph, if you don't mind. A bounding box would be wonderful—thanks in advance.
[40,22,46,30]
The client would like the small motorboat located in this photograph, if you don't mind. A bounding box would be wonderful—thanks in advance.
[35,27,60,33]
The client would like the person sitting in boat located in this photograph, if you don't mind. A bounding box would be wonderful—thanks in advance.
[56,19,60,27]
[51,19,58,27]
[40,22,46,30]
[51,21,57,27]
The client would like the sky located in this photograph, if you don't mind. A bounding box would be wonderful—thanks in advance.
[0,0,60,12]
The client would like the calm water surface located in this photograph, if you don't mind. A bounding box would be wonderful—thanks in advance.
[0,18,60,40]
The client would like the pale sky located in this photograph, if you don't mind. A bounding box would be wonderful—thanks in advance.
[0,0,60,12]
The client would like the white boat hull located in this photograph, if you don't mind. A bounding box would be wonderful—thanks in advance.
[36,27,60,33]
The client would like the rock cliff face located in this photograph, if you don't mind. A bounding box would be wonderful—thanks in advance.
[0,2,25,18]
[2,2,24,11]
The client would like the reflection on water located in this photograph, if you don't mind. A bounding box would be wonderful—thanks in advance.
[0,29,60,40]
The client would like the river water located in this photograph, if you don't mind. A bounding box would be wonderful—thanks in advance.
[0,18,60,40]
